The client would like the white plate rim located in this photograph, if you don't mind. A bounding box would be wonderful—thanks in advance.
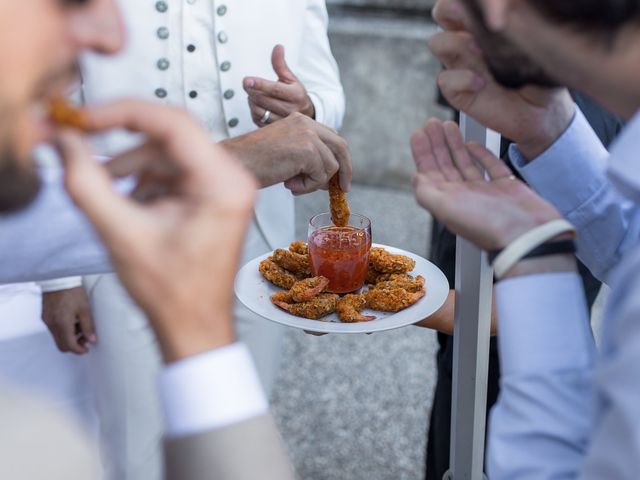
[234,243,450,334]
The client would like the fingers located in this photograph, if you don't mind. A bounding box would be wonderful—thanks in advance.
[249,101,285,127]
[287,136,338,195]
[467,141,514,180]
[432,0,469,31]
[437,70,486,110]
[410,126,447,183]
[271,44,297,84]
[247,91,293,118]
[57,129,146,249]
[243,77,292,102]
[310,123,352,192]
[425,119,463,182]
[428,31,483,71]
[442,121,484,181]
[77,308,97,346]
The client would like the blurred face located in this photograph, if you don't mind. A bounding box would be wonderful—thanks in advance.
[434,0,557,89]
[0,0,124,213]
[471,0,640,118]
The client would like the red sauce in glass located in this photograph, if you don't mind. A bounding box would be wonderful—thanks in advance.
[308,226,372,294]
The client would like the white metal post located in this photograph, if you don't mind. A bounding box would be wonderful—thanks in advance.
[446,115,500,480]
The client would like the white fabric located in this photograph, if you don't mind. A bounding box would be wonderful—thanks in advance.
[38,276,83,293]
[160,342,268,438]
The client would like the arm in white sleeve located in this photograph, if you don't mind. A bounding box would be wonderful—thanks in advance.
[159,342,269,438]
[298,0,345,130]
[38,277,83,293]
[0,165,111,283]
[488,273,596,480]
[509,107,640,283]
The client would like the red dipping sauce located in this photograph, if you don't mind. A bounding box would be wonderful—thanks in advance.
[308,226,372,294]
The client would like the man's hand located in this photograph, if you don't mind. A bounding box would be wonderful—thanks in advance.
[430,0,574,160]
[411,119,562,250]
[222,113,352,194]
[243,45,315,127]
[56,100,258,363]
[42,287,96,355]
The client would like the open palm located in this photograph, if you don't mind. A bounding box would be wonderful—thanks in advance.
[411,119,562,251]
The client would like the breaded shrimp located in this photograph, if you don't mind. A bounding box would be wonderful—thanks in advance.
[271,293,340,320]
[336,294,376,323]
[365,287,425,312]
[328,174,350,227]
[373,275,425,293]
[369,247,416,274]
[289,241,308,256]
[290,276,330,303]
[272,249,311,277]
[48,98,89,130]
[259,257,298,289]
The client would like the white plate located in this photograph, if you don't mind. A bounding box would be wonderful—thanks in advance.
[234,244,449,334]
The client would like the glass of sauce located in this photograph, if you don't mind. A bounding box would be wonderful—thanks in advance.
[308,213,372,294]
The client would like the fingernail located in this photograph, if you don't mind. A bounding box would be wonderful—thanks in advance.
[245,78,255,88]
[89,334,97,344]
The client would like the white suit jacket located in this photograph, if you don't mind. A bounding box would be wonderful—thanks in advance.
[80,0,344,253]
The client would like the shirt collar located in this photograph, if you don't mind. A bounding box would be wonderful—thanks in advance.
[608,110,640,202]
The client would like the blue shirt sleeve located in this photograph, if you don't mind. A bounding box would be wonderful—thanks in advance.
[509,107,640,283]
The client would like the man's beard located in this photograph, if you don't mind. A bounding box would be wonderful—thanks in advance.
[462,0,560,89]
[0,148,41,214]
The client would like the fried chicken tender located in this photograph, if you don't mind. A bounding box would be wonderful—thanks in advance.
[366,267,383,285]
[48,98,89,130]
[259,257,298,289]
[328,174,350,227]
[271,293,340,320]
[374,275,425,293]
[289,241,308,256]
[290,276,330,303]
[369,247,416,274]
[365,287,425,312]
[272,249,311,277]
[336,294,376,323]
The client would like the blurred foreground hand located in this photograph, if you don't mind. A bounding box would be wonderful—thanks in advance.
[56,100,258,363]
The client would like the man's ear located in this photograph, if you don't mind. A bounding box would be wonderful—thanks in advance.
[479,0,510,31]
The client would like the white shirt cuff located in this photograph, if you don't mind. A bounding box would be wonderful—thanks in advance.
[308,91,325,125]
[159,342,268,438]
[495,272,595,377]
[37,277,83,293]
[509,106,610,217]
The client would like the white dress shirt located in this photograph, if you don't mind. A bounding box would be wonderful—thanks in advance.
[485,109,640,478]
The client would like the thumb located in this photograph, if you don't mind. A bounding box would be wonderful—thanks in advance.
[57,130,142,246]
[271,44,297,84]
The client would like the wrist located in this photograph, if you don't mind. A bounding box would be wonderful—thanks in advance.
[151,312,236,364]
[516,92,575,161]
[501,253,577,280]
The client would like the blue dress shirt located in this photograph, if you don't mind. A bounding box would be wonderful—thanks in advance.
[486,108,640,478]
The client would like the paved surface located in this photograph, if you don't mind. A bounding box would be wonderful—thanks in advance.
[271,186,439,480]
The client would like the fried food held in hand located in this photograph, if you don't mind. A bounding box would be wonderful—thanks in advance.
[259,257,298,289]
[271,292,339,320]
[328,174,350,227]
[289,241,308,256]
[336,294,376,323]
[373,275,425,293]
[365,287,425,312]
[272,249,311,278]
[369,247,416,274]
[290,276,330,303]
[48,98,89,130]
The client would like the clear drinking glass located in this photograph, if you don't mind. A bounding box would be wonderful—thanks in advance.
[307,212,372,294]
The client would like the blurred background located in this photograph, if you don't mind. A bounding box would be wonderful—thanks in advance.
[271,2,454,479]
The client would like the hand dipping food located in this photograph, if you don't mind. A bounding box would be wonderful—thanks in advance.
[308,212,372,294]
